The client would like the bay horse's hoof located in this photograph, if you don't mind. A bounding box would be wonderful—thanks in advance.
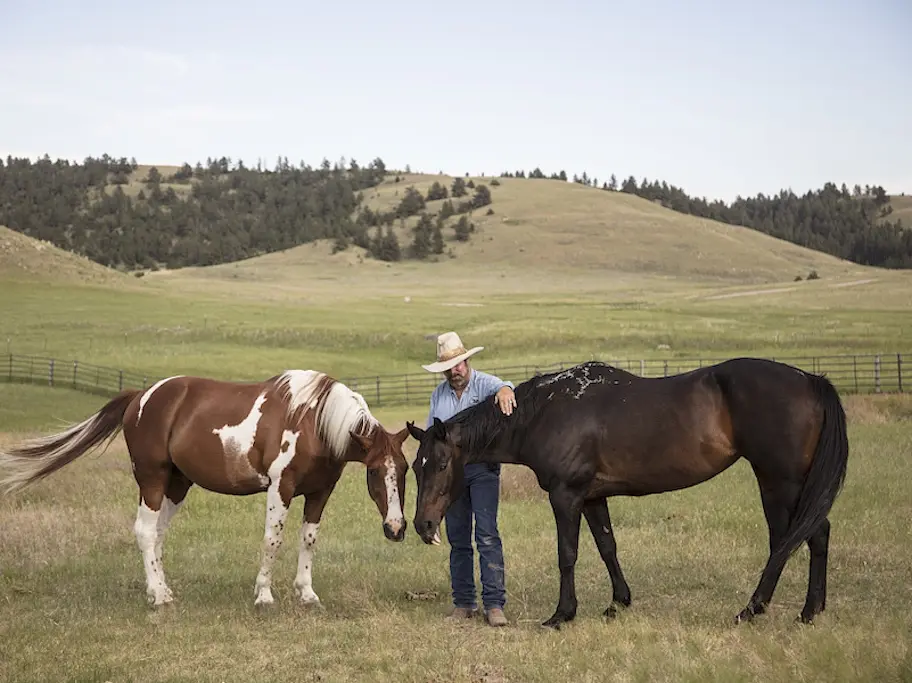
[603,605,620,620]
[797,613,816,625]
[541,611,574,629]
[734,608,755,624]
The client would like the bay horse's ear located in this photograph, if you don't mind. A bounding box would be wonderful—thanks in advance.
[350,430,374,453]
[406,421,425,441]
[432,417,447,440]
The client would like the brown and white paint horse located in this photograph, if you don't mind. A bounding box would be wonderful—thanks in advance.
[0,369,410,607]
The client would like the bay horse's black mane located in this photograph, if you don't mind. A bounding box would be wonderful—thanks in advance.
[446,361,633,458]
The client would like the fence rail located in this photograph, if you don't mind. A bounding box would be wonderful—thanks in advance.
[1,352,907,407]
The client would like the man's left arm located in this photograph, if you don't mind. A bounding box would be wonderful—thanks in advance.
[480,372,516,416]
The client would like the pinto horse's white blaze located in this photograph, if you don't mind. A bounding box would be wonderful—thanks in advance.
[383,454,404,535]
[254,429,298,606]
[213,392,267,458]
[134,499,173,605]
[294,521,321,604]
[275,370,379,459]
[136,375,184,425]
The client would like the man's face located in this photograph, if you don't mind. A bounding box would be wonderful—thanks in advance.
[445,360,470,391]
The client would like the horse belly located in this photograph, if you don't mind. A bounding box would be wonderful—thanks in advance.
[591,432,737,497]
[172,446,270,495]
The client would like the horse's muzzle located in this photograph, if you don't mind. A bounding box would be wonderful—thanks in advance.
[415,518,442,546]
[383,520,407,542]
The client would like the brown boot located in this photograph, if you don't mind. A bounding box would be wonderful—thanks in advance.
[484,607,508,627]
[445,606,477,621]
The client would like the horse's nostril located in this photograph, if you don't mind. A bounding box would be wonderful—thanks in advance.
[423,520,434,531]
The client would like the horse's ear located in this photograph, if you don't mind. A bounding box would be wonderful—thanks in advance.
[406,421,425,441]
[432,417,447,440]
[350,430,373,452]
[393,426,409,447]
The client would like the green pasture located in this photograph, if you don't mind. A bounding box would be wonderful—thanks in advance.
[0,386,910,682]
[2,275,910,388]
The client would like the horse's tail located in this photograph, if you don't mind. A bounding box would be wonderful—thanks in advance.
[769,373,850,568]
[0,389,140,496]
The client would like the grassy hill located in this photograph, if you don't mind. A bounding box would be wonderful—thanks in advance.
[156,173,891,305]
[0,225,126,285]
[888,194,912,226]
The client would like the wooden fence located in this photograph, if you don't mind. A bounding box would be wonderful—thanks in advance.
[1,352,907,407]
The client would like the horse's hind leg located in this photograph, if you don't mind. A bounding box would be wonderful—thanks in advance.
[736,475,801,623]
[152,469,193,593]
[133,464,178,606]
[583,498,631,618]
[800,517,830,623]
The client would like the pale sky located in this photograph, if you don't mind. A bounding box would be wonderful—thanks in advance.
[1,0,909,202]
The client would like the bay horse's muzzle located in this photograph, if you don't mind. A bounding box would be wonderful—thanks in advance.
[415,518,442,546]
[383,520,407,542]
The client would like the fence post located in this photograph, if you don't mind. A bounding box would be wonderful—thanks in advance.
[48,359,54,387]
[853,356,858,393]
[663,360,668,377]
[898,354,904,393]
[874,355,881,393]
[7,354,11,381]
[119,370,124,392]
[405,375,409,403]
[73,360,78,388]
[375,377,381,405]
[639,359,645,376]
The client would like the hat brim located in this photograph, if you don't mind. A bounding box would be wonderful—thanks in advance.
[421,346,484,373]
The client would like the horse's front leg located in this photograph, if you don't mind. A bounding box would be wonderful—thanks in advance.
[543,486,585,629]
[294,482,339,607]
[254,460,298,606]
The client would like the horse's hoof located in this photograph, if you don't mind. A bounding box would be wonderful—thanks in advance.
[603,605,619,620]
[734,608,755,624]
[797,613,816,625]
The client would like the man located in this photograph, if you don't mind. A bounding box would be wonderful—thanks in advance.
[421,331,516,627]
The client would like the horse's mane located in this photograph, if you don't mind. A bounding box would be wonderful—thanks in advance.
[446,361,626,458]
[274,370,378,459]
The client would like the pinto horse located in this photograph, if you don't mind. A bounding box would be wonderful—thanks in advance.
[407,358,849,628]
[0,369,410,608]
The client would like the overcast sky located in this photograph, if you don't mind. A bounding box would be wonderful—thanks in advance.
[1,0,909,202]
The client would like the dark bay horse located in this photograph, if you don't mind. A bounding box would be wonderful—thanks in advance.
[406,359,849,628]
[0,369,410,607]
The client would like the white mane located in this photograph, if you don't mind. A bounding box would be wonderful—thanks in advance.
[274,370,378,459]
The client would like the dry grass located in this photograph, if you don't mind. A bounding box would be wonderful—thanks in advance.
[0,417,909,682]
[0,393,910,682]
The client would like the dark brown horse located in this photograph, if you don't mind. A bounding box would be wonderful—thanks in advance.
[407,358,849,628]
[0,369,410,607]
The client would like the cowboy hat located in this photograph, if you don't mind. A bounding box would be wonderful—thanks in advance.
[422,331,484,373]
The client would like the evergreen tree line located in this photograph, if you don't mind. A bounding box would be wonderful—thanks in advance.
[342,177,492,261]
[0,154,388,269]
[499,168,911,269]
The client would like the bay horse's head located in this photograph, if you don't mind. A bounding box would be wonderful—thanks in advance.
[405,418,464,546]
[351,426,411,542]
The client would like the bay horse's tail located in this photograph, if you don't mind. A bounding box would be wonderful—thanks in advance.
[770,373,849,568]
[0,389,140,495]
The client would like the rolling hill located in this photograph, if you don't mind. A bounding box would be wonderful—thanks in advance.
[0,225,126,285]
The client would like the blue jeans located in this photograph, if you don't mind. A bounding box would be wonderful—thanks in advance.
[444,462,506,610]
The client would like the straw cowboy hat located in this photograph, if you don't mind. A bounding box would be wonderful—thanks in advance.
[422,331,484,373]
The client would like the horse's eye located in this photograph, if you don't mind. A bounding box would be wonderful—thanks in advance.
[438,459,448,472]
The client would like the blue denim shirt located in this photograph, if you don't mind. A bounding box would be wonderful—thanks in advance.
[426,369,514,427]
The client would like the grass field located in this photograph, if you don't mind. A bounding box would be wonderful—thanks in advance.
[0,386,910,683]
[1,174,911,681]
